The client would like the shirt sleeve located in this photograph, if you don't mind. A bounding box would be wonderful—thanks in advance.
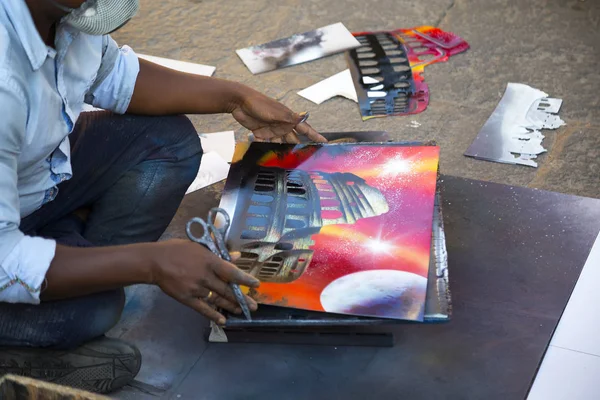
[84,35,140,114]
[0,75,56,304]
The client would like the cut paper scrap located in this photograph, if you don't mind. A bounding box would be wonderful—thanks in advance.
[347,26,469,120]
[82,54,216,113]
[297,70,378,104]
[236,22,361,74]
[186,131,235,194]
[186,153,230,194]
[198,130,235,162]
[464,83,565,168]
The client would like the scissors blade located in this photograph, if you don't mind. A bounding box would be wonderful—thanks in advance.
[196,208,252,321]
[230,283,252,321]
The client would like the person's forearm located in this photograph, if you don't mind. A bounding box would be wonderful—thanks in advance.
[41,243,155,301]
[127,58,250,115]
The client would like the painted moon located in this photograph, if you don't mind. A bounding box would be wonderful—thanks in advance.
[320,270,427,320]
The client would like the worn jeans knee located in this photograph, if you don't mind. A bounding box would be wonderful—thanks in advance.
[0,289,125,349]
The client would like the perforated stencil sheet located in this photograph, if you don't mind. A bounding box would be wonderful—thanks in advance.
[347,26,469,120]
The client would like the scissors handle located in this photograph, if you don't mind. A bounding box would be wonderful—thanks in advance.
[186,210,252,321]
[205,208,232,261]
[207,207,231,237]
[186,217,219,253]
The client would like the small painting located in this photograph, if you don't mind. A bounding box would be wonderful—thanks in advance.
[219,142,439,321]
[236,23,361,74]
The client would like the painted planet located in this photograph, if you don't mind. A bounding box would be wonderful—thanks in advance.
[320,270,427,320]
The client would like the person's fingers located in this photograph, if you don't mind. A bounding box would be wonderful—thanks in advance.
[183,298,227,324]
[231,108,261,131]
[295,122,327,143]
[197,285,257,313]
[270,123,296,139]
[227,252,259,311]
[251,127,277,142]
[210,293,243,314]
[202,273,239,304]
[274,104,297,125]
[245,294,258,311]
[283,131,301,144]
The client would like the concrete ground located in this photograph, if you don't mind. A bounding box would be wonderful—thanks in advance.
[108,0,599,398]
[113,0,600,199]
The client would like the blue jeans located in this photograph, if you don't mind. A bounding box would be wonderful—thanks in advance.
[0,112,202,349]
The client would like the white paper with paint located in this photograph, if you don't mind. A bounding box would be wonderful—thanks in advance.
[464,83,566,167]
[186,131,235,194]
[236,23,361,75]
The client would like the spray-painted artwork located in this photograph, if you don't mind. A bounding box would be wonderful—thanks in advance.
[219,142,440,321]
[347,26,469,120]
[236,23,360,74]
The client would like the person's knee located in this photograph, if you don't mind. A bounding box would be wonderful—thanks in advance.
[0,289,125,349]
[158,115,202,153]
[166,115,203,182]
[157,115,203,182]
[58,289,126,349]
[60,289,126,349]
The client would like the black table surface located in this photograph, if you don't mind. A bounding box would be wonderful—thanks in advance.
[123,176,600,399]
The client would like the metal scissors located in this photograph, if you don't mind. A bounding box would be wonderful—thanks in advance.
[186,207,252,321]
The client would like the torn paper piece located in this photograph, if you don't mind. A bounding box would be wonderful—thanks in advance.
[464,83,565,168]
[236,23,361,74]
[137,54,216,76]
[186,131,235,194]
[298,70,379,104]
[186,152,231,194]
[198,131,235,163]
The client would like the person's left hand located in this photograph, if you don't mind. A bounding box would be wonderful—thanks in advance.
[231,87,327,144]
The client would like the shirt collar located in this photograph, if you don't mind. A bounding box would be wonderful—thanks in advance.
[3,0,52,70]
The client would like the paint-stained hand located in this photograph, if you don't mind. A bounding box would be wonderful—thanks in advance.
[231,87,327,144]
[149,239,260,324]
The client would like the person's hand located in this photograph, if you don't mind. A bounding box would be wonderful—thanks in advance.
[149,239,260,324]
[231,87,327,144]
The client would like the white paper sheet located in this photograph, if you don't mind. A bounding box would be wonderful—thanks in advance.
[137,54,216,76]
[186,152,231,194]
[298,70,357,104]
[198,131,235,162]
[297,69,378,104]
[186,131,235,194]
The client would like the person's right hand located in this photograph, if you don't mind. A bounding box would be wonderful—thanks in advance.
[149,239,260,324]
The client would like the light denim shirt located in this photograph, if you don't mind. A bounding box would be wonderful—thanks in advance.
[0,0,140,303]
